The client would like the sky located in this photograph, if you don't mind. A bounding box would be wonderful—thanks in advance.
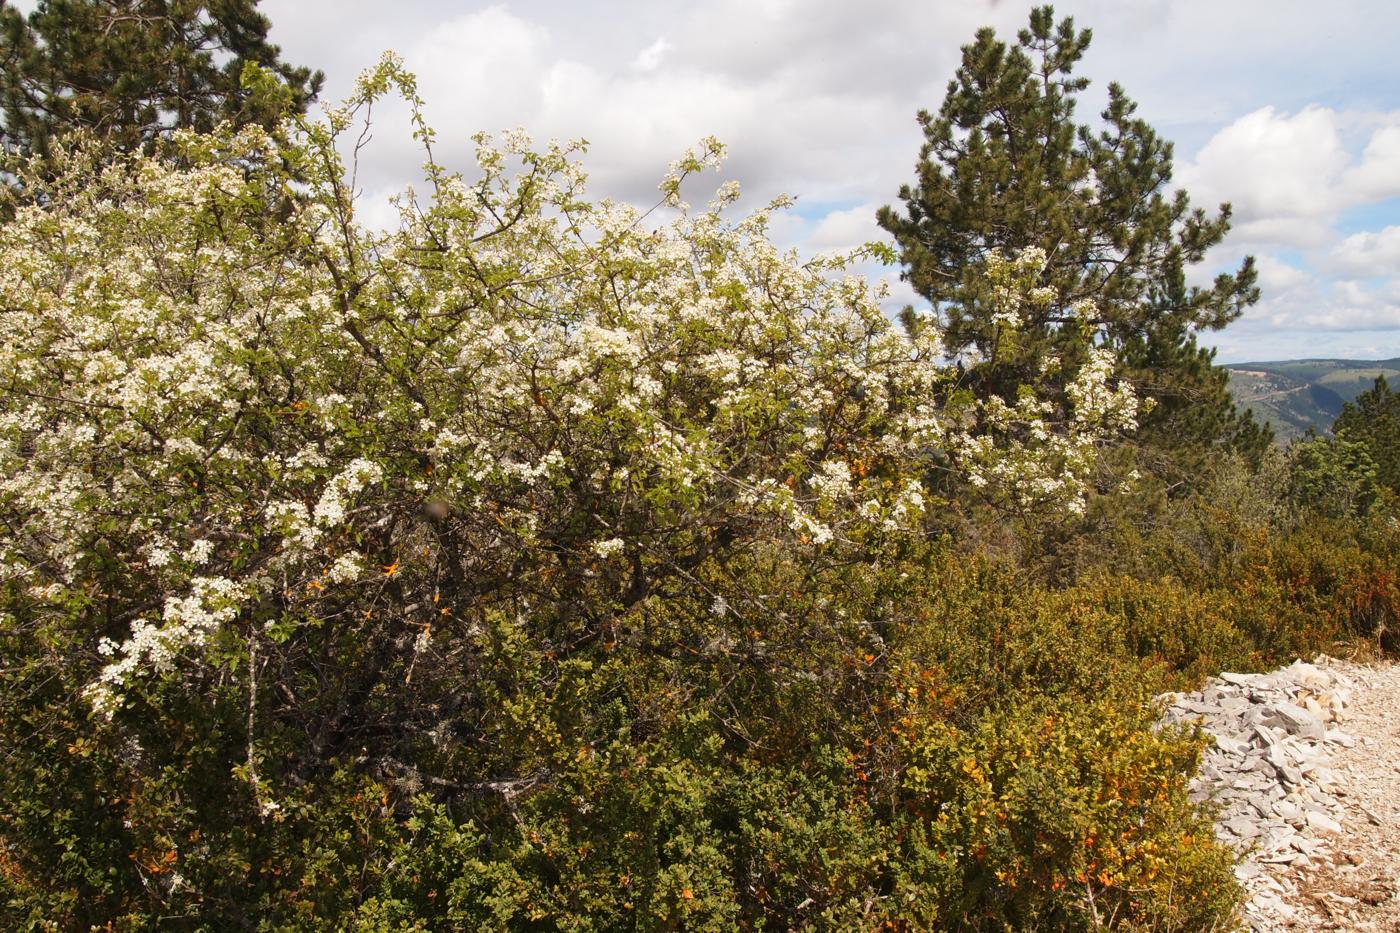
[241,1,1400,362]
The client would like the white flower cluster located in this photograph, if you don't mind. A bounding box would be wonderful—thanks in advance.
[86,577,248,717]
[592,538,626,559]
[954,347,1142,516]
[1067,347,1141,431]
[327,551,365,584]
[313,458,385,528]
[0,58,1139,718]
[985,248,1056,328]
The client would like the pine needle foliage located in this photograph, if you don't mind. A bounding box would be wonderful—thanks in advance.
[1334,375,1400,494]
[0,0,322,160]
[878,5,1270,477]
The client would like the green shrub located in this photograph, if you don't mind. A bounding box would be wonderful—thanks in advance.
[889,691,1236,931]
[1287,435,1379,518]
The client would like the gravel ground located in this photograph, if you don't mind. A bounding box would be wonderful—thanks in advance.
[1161,657,1400,931]
[1278,659,1400,931]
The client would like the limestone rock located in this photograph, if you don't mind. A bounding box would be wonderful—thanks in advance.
[1156,657,1363,932]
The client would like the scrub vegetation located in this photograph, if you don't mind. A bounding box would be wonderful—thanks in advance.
[1,4,1396,930]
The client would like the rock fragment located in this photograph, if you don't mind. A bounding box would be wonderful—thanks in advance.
[1157,656,1361,932]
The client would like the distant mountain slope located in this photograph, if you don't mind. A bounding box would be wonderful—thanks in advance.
[1225,359,1400,443]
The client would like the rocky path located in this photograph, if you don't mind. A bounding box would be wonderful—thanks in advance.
[1160,657,1400,931]
[1285,660,1400,931]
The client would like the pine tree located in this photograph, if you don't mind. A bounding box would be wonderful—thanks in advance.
[0,0,322,160]
[1334,375,1400,494]
[878,5,1269,475]
[1119,325,1273,482]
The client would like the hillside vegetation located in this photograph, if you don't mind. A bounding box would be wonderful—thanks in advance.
[1228,359,1400,441]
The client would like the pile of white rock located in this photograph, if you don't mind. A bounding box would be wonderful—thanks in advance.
[1157,659,1358,929]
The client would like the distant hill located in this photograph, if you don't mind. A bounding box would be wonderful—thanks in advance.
[1225,359,1400,443]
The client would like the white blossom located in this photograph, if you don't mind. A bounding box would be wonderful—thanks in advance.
[0,60,1137,721]
[593,538,626,559]
[328,552,364,584]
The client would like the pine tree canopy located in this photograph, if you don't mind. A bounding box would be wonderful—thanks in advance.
[1334,375,1400,494]
[0,0,322,159]
[878,5,1258,357]
[878,4,1269,473]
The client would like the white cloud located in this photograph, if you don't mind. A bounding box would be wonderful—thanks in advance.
[1344,123,1400,203]
[1235,270,1400,334]
[1211,326,1400,363]
[805,203,883,252]
[536,61,758,203]
[1176,106,1348,245]
[1178,107,1400,246]
[1179,106,1400,357]
[408,7,550,130]
[1253,254,1311,293]
[320,2,921,209]
[632,37,672,72]
[249,0,1400,358]
[1330,227,1400,279]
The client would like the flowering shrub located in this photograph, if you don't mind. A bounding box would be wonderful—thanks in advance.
[0,56,1135,723]
[0,58,1165,928]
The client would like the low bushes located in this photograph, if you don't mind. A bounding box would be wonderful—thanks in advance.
[3,545,1253,930]
[10,505,1395,928]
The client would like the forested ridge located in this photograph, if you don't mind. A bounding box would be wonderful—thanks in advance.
[1,3,1397,930]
